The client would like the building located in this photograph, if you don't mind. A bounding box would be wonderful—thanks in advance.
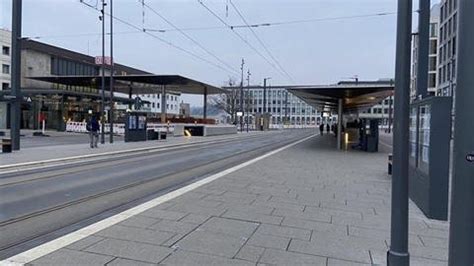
[437,0,458,98]
[227,87,330,128]
[410,4,440,101]
[137,92,181,115]
[356,79,395,128]
[1,29,11,128]
[0,31,150,130]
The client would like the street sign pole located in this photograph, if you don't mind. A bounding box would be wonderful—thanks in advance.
[387,0,412,265]
[415,0,430,99]
[448,1,474,265]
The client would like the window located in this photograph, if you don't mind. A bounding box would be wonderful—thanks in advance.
[429,57,437,71]
[2,82,9,90]
[429,73,436,88]
[2,64,10,74]
[2,46,10,56]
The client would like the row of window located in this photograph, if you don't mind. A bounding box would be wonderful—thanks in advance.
[143,94,179,101]
[51,57,99,76]
[440,0,457,23]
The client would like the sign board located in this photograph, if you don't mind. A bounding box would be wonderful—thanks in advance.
[95,56,113,66]
[236,111,243,117]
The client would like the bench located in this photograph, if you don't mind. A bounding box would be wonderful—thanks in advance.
[2,138,12,153]
[388,153,393,175]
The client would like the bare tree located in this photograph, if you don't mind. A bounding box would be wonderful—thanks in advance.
[209,77,242,124]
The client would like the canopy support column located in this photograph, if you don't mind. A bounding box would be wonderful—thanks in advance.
[161,85,167,123]
[337,99,342,150]
[203,87,208,120]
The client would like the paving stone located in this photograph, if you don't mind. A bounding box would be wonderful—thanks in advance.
[255,224,311,241]
[288,238,373,264]
[409,244,449,261]
[199,217,259,238]
[246,233,290,250]
[148,220,198,234]
[85,238,172,263]
[222,210,283,225]
[140,209,188,221]
[178,213,211,225]
[168,203,226,216]
[418,235,448,249]
[253,200,305,212]
[327,258,371,266]
[272,208,331,223]
[349,226,424,246]
[118,215,161,229]
[282,217,347,236]
[106,258,156,266]
[221,202,275,215]
[258,248,326,265]
[235,245,265,262]
[30,248,114,266]
[161,250,254,265]
[175,230,246,258]
[96,225,175,246]
[65,235,104,251]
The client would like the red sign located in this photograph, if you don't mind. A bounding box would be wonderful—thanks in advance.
[95,56,113,66]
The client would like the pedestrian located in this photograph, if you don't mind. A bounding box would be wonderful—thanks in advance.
[319,123,324,135]
[86,116,100,148]
[326,123,330,133]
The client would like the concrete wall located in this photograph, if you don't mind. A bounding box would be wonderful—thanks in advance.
[204,125,237,136]
[21,49,52,89]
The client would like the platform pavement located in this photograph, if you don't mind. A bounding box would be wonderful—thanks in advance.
[20,135,448,266]
[0,130,267,166]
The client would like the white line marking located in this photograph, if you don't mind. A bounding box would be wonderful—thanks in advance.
[0,134,315,266]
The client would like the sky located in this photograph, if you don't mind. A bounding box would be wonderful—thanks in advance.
[0,0,439,106]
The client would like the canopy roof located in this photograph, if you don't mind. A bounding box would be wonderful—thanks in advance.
[28,74,223,95]
[287,82,394,113]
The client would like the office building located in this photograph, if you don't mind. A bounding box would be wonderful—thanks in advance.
[437,0,458,97]
[1,29,11,128]
[411,4,441,101]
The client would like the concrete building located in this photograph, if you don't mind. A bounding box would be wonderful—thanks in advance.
[226,86,333,129]
[411,4,441,101]
[437,0,458,98]
[137,92,181,115]
[0,29,11,128]
[0,33,149,131]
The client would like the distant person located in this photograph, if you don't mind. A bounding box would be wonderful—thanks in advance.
[86,116,100,148]
[326,123,330,133]
[319,124,324,135]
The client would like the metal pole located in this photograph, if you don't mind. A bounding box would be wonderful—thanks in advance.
[161,85,166,123]
[285,90,288,127]
[100,0,106,144]
[388,95,393,133]
[10,0,22,151]
[387,0,412,265]
[415,0,430,99]
[337,99,342,150]
[448,1,474,265]
[109,0,114,143]
[246,69,250,132]
[203,87,207,120]
[263,79,267,113]
[240,58,244,132]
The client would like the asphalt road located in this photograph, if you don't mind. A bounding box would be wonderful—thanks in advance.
[0,129,314,259]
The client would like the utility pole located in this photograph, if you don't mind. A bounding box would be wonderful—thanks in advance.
[263,77,271,113]
[246,69,251,132]
[100,0,106,144]
[109,0,114,143]
[10,0,22,150]
[240,58,244,132]
[284,90,288,127]
[448,1,474,265]
[387,0,412,265]
[416,0,430,99]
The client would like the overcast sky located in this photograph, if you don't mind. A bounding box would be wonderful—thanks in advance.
[1,0,438,106]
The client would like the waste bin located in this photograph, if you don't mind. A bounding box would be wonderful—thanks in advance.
[147,130,158,140]
[2,138,12,153]
[159,132,167,140]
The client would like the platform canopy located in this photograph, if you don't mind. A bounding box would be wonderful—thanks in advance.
[285,81,395,113]
[28,74,224,95]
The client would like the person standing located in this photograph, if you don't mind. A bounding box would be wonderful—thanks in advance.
[326,123,330,133]
[86,116,100,148]
[319,123,324,135]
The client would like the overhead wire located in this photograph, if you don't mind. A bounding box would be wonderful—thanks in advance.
[78,0,239,77]
[142,1,240,75]
[197,0,287,81]
[228,0,293,82]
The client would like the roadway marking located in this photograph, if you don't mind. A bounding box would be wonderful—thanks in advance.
[0,134,316,266]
